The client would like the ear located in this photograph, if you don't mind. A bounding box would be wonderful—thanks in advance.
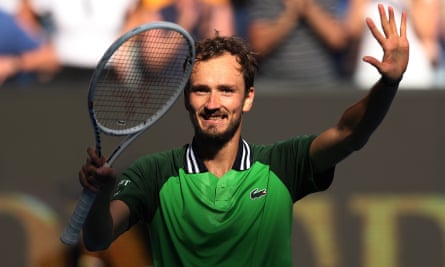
[242,86,255,112]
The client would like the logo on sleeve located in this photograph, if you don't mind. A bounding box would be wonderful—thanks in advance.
[250,188,267,200]
[113,179,131,196]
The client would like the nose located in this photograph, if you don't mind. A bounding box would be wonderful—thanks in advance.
[205,92,220,110]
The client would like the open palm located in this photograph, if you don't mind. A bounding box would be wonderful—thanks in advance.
[362,4,409,82]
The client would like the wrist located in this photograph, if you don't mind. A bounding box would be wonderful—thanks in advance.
[381,75,403,87]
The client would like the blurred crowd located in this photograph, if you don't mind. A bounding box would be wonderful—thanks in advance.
[1,0,445,90]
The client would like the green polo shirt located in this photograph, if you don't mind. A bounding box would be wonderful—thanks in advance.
[113,135,334,266]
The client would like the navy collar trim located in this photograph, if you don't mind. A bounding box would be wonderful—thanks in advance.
[184,138,252,174]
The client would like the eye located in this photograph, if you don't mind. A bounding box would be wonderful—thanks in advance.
[191,85,209,94]
[220,86,235,95]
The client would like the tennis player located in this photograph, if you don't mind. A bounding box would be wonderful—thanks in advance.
[80,4,409,266]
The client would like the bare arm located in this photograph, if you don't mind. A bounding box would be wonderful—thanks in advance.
[80,147,130,251]
[249,0,349,57]
[301,0,349,50]
[310,4,409,173]
[343,0,369,39]
[209,3,235,36]
[0,45,59,85]
[248,0,303,57]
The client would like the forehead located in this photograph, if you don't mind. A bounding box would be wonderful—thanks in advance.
[191,53,242,82]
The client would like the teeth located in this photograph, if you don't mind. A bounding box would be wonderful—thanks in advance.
[202,114,223,119]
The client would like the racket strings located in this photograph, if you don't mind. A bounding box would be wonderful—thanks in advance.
[93,29,192,134]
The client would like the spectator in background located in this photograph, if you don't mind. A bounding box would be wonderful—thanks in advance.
[0,0,43,36]
[246,0,350,89]
[195,0,235,37]
[18,0,143,84]
[345,0,440,89]
[0,9,59,87]
[17,0,235,85]
[124,0,235,39]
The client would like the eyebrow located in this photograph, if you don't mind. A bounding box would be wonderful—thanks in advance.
[190,84,238,91]
[189,84,209,91]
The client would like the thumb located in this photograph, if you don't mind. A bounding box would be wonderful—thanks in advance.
[95,164,116,178]
[362,56,381,70]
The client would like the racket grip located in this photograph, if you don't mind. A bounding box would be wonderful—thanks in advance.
[60,189,97,246]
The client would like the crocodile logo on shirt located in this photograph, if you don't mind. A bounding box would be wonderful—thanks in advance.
[250,188,267,200]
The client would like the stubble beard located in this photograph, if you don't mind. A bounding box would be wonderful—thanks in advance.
[192,115,242,148]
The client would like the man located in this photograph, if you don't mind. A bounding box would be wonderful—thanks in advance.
[79,4,409,266]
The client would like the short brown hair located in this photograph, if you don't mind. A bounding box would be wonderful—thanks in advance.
[194,35,258,91]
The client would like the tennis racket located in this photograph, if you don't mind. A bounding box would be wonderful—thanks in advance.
[60,21,195,246]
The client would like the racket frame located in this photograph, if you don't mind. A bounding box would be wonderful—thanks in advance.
[60,21,195,246]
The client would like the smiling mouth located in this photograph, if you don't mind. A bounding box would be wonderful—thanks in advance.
[204,116,224,120]
[201,112,227,120]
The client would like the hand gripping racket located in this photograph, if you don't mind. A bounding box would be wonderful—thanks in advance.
[60,21,195,246]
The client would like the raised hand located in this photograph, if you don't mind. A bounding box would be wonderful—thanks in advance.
[362,4,409,82]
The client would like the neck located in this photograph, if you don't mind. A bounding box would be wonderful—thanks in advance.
[194,135,240,178]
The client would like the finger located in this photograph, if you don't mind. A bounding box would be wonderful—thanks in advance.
[78,170,87,186]
[90,172,117,193]
[362,55,381,71]
[377,4,390,35]
[386,5,397,35]
[399,10,407,38]
[86,147,106,167]
[96,164,114,177]
[79,170,100,193]
[86,176,102,192]
[82,163,106,187]
[83,159,96,175]
[86,147,98,162]
[365,17,385,47]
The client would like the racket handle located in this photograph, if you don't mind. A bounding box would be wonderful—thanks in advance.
[60,189,97,246]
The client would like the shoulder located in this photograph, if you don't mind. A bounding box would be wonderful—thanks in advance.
[248,135,317,171]
[133,145,187,167]
[128,145,187,176]
[250,135,316,155]
[119,145,187,188]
